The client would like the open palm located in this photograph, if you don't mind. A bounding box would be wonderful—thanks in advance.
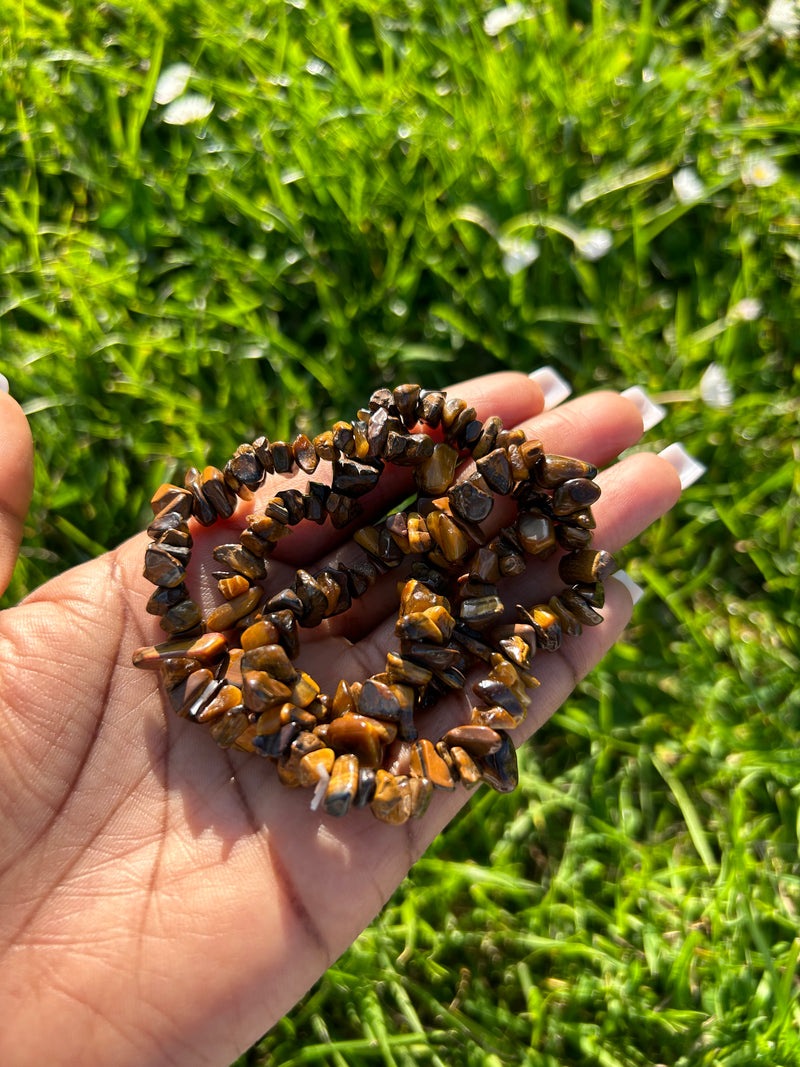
[0,372,680,1067]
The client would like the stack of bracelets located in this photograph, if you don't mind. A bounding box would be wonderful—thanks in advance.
[132,384,616,825]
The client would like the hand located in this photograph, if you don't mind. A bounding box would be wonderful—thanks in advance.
[0,372,681,1067]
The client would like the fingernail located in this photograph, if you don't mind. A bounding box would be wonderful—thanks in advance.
[658,443,706,489]
[0,373,9,394]
[620,386,666,432]
[528,366,572,410]
[611,570,645,606]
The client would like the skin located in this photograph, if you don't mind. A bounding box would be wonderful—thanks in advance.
[0,372,681,1067]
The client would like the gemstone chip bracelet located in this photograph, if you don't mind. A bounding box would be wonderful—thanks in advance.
[132,384,616,824]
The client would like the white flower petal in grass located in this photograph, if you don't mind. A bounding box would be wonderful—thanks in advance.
[162,93,214,126]
[499,236,539,276]
[154,63,193,105]
[673,167,705,205]
[700,363,734,409]
[483,3,528,36]
[742,155,782,188]
[767,0,800,37]
[574,228,613,261]
[730,297,763,322]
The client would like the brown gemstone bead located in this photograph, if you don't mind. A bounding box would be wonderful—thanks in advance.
[408,776,434,818]
[442,724,502,757]
[519,604,562,652]
[560,589,604,626]
[426,511,470,564]
[476,448,513,495]
[323,714,394,768]
[298,747,336,787]
[556,524,593,550]
[472,679,526,721]
[133,632,227,670]
[207,587,262,632]
[517,509,556,556]
[575,581,604,606]
[418,390,446,427]
[151,483,194,519]
[415,443,459,495]
[459,596,504,628]
[448,481,494,524]
[240,619,280,651]
[471,415,502,460]
[549,595,583,636]
[270,441,294,473]
[475,731,518,793]
[209,708,250,748]
[242,643,297,682]
[410,739,456,790]
[228,444,265,490]
[370,769,405,823]
[449,746,482,787]
[313,429,335,461]
[146,583,189,616]
[183,467,216,526]
[195,683,243,724]
[323,754,359,817]
[558,548,617,584]
[159,599,203,635]
[385,652,432,686]
[143,543,186,588]
[535,454,598,489]
[218,574,251,600]
[384,431,434,466]
[168,669,219,717]
[243,671,293,713]
[331,421,356,457]
[212,543,267,581]
[471,704,521,730]
[393,383,421,427]
[332,457,382,498]
[292,433,319,473]
[326,491,361,529]
[200,466,237,519]
[552,478,602,516]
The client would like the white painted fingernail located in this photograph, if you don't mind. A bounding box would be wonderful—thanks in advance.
[611,570,645,606]
[529,366,572,409]
[0,373,9,394]
[620,385,666,432]
[658,443,706,489]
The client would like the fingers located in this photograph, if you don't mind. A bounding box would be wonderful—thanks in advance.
[0,389,34,598]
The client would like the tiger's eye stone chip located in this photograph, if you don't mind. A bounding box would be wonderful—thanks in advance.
[160,599,203,635]
[133,632,227,670]
[143,543,186,588]
[410,739,456,790]
[560,590,604,626]
[195,683,243,724]
[184,467,217,526]
[151,483,194,520]
[393,383,421,427]
[476,731,518,793]
[212,543,267,581]
[200,466,237,519]
[324,714,393,768]
[518,604,562,652]
[323,754,359,817]
[448,481,494,524]
[442,725,502,757]
[558,548,617,585]
[292,433,319,474]
[552,478,602,516]
[370,769,405,823]
[298,747,336,787]
[535,454,598,489]
[408,776,434,818]
[242,643,297,682]
[415,443,459,496]
[549,595,583,636]
[384,431,434,465]
[146,582,189,616]
[243,671,293,713]
[471,704,521,730]
[476,448,513,495]
[517,510,556,556]
[207,587,262,632]
[556,524,593,550]
[218,574,251,600]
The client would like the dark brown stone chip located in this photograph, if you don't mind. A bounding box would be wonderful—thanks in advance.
[184,467,216,526]
[558,549,617,584]
[552,478,602,516]
[147,583,189,616]
[200,466,237,519]
[475,731,518,793]
[476,448,513,496]
[441,724,502,757]
[393,383,421,427]
[212,543,267,581]
[448,481,494,523]
[144,543,186,588]
[160,599,203,635]
[535,454,598,489]
[151,484,194,520]
[292,433,319,473]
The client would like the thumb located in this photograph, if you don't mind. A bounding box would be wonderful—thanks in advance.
[0,380,34,598]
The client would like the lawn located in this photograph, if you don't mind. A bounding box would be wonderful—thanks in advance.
[2,0,799,1064]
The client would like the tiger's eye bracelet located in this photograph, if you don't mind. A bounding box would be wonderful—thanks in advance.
[132,384,616,825]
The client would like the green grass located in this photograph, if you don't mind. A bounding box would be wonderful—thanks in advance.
[2,0,800,1064]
